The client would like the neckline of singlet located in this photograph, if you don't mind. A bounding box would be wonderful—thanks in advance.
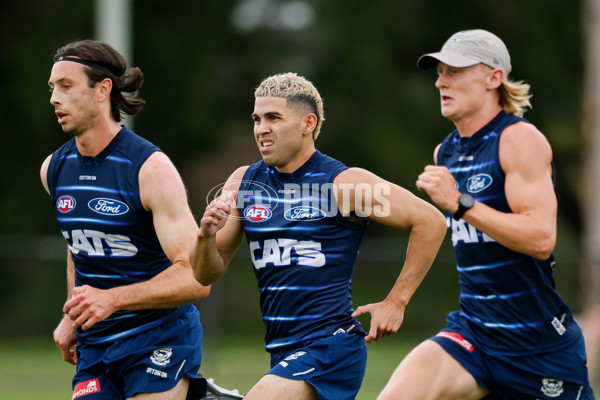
[77,126,128,166]
[268,150,323,182]
[456,110,505,152]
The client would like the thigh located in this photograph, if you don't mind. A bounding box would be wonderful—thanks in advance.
[244,374,316,400]
[378,340,490,400]
[128,377,189,400]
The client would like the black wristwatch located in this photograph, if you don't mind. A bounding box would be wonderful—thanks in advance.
[453,193,474,221]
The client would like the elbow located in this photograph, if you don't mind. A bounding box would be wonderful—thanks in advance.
[529,232,556,261]
[191,259,212,286]
[531,244,555,261]
[195,283,212,299]
[429,207,448,244]
[410,206,447,251]
[436,209,448,234]
[187,267,213,300]
[192,268,221,287]
[193,270,212,287]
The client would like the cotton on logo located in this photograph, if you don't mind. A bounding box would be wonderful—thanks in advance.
[57,195,76,213]
[244,205,272,222]
[72,378,101,399]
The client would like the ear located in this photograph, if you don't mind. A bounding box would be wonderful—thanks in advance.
[97,78,113,102]
[302,113,318,137]
[487,68,504,90]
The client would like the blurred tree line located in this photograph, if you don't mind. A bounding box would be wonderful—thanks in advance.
[0,0,586,338]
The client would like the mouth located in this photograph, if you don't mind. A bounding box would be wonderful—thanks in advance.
[259,139,274,150]
[55,110,68,124]
[440,95,453,105]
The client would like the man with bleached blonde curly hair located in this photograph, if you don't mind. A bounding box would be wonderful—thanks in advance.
[254,73,325,140]
[191,72,447,399]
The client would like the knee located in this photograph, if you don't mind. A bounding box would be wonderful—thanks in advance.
[377,381,414,400]
[376,390,396,400]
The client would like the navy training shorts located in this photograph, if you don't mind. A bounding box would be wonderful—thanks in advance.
[267,328,367,400]
[430,313,595,399]
[72,306,204,399]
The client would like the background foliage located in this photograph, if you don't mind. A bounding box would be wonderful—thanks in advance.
[0,0,586,347]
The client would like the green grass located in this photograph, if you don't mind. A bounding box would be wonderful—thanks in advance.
[0,339,75,400]
[0,334,420,400]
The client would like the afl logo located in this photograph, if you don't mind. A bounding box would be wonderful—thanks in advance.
[88,198,129,216]
[56,195,76,213]
[244,205,272,222]
[466,174,493,193]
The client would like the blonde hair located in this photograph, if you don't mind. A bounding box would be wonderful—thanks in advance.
[499,78,532,117]
[254,72,325,140]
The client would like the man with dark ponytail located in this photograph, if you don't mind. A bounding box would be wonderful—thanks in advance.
[41,40,212,399]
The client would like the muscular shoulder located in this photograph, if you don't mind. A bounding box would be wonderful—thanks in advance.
[139,152,182,187]
[501,121,551,153]
[499,121,553,174]
[230,166,249,182]
[219,166,249,195]
[40,154,53,194]
[139,152,186,211]
[334,167,377,185]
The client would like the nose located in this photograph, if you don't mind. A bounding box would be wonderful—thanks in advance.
[255,120,270,136]
[435,68,451,90]
[435,73,446,89]
[50,87,61,106]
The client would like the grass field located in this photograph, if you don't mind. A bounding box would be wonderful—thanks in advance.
[0,334,421,400]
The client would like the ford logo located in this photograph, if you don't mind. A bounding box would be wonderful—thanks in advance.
[88,198,129,216]
[466,174,493,193]
[284,206,326,221]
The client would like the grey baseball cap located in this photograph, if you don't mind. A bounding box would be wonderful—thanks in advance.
[418,29,511,75]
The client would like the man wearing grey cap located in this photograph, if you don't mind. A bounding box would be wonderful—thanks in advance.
[378,30,595,399]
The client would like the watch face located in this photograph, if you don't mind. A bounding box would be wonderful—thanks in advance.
[460,194,474,208]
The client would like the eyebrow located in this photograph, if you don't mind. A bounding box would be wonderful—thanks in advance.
[251,111,283,118]
[48,77,72,86]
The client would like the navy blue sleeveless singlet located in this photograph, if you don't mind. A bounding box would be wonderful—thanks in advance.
[46,126,195,345]
[238,150,368,352]
[437,111,581,355]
